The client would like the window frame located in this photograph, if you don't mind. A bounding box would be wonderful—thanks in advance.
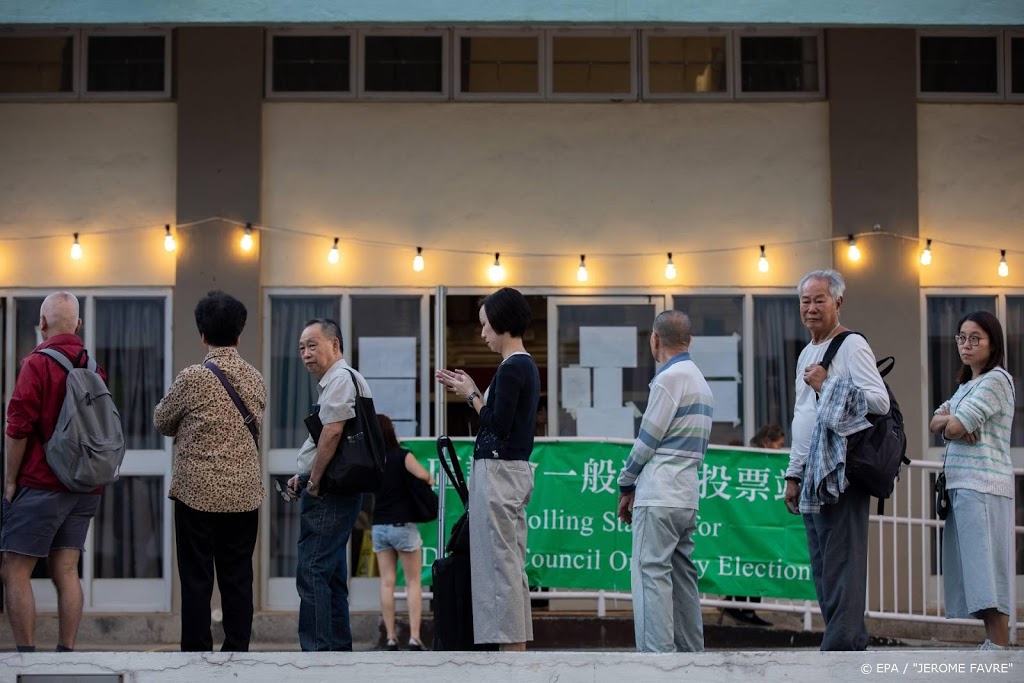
[453,29,545,101]
[545,28,638,102]
[641,28,733,101]
[0,29,79,101]
[1,287,173,612]
[264,27,357,100]
[733,28,825,100]
[916,29,1004,102]
[81,27,172,101]
[1006,30,1024,102]
[357,28,450,101]
[920,288,1024,465]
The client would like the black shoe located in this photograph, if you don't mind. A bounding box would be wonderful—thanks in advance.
[385,638,399,651]
[728,609,772,627]
[408,638,423,651]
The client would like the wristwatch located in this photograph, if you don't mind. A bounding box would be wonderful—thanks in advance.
[466,391,480,406]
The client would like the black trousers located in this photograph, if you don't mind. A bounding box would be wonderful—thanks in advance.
[174,500,259,652]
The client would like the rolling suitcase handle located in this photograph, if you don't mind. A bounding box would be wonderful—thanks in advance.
[436,436,469,508]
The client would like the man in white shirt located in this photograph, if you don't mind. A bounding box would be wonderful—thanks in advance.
[783,270,889,651]
[286,318,372,651]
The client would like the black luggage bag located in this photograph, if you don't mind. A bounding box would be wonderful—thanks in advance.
[430,436,497,651]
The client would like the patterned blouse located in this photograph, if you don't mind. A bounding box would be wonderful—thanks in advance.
[154,346,267,513]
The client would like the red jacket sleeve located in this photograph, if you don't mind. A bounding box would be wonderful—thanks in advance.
[6,358,45,439]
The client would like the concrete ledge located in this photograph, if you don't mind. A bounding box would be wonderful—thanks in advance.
[4,650,1022,683]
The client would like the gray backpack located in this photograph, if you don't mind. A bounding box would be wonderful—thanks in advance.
[36,348,126,492]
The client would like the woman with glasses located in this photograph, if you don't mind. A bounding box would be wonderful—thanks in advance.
[929,311,1015,650]
[371,414,434,651]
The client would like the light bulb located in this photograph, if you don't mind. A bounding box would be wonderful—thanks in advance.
[758,245,769,273]
[665,253,677,280]
[70,232,82,260]
[920,239,932,266]
[413,247,424,272]
[998,250,1008,278]
[577,255,588,282]
[163,224,176,252]
[488,253,505,283]
[240,223,254,251]
[328,237,340,264]
[847,235,861,262]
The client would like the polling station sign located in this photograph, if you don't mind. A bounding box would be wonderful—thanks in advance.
[403,439,815,600]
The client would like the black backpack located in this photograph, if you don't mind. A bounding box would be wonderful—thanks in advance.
[820,331,910,514]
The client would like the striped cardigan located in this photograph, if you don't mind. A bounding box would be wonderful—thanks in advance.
[937,367,1015,499]
[618,352,714,509]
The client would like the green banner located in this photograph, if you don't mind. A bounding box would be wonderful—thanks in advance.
[400,439,815,600]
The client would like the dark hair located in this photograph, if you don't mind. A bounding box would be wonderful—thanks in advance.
[750,424,785,448]
[955,311,1006,385]
[653,310,692,348]
[376,414,401,449]
[480,287,531,338]
[305,318,344,354]
[194,290,247,346]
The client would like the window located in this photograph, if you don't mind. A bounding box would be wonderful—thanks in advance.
[270,34,352,94]
[269,296,341,449]
[86,34,169,94]
[674,296,743,445]
[1011,35,1024,96]
[549,33,635,99]
[752,296,806,444]
[738,34,821,95]
[93,476,164,578]
[920,35,999,95]
[457,33,542,97]
[0,34,74,95]
[645,33,728,97]
[362,34,446,95]
[925,296,997,447]
[1006,297,1024,447]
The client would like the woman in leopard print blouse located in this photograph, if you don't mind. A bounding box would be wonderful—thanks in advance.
[154,290,266,652]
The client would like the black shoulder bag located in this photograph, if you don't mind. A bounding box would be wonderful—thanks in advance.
[303,368,386,495]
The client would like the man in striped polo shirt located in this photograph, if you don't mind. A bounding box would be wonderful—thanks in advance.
[617,310,714,653]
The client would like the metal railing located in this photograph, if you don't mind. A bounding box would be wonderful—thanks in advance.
[398,460,1022,644]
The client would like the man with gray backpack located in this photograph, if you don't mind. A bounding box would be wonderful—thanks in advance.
[1,291,125,653]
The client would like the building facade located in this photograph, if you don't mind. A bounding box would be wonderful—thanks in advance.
[0,1,1022,627]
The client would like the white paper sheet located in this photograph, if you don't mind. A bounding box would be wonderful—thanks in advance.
[560,366,592,410]
[358,337,416,378]
[579,326,637,368]
[367,378,416,420]
[592,367,622,408]
[577,406,636,439]
[708,380,740,426]
[393,420,418,438]
[688,333,741,379]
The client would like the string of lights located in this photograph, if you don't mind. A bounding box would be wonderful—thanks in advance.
[3,217,1018,280]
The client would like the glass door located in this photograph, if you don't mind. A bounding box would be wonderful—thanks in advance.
[547,297,664,439]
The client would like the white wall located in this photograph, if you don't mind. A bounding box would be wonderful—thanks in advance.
[0,104,177,288]
[262,102,832,288]
[918,104,1024,288]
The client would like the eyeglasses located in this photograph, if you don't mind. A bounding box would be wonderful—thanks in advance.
[954,334,987,347]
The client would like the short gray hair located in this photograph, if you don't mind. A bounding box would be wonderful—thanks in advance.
[304,318,344,353]
[797,269,846,301]
[653,310,692,348]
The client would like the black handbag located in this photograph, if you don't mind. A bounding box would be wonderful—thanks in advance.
[405,469,439,523]
[303,368,386,495]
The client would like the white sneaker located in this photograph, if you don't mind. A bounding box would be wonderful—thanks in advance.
[977,639,1005,650]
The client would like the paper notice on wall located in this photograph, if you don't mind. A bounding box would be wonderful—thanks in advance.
[367,378,416,420]
[708,380,740,427]
[561,366,592,410]
[579,327,637,368]
[592,367,622,408]
[689,334,741,379]
[358,337,416,378]
[393,420,418,438]
[577,406,635,439]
